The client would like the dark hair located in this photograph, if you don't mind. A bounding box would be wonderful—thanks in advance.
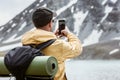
[32,8,53,28]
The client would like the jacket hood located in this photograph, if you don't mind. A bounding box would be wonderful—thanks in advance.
[21,29,57,45]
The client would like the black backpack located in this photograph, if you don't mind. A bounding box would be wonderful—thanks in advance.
[4,39,56,80]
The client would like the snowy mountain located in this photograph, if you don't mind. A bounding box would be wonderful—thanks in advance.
[0,0,120,59]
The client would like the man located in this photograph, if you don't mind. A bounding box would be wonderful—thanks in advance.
[21,7,82,80]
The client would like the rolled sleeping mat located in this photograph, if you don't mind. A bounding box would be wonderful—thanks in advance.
[0,56,58,78]
[0,57,10,76]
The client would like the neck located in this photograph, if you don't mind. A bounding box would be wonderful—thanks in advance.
[37,22,52,31]
[38,25,50,31]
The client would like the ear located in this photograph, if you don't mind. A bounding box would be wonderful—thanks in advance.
[49,21,52,28]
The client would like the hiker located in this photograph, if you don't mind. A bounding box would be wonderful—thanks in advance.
[21,7,82,80]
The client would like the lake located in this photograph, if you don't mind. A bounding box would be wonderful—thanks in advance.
[65,60,120,80]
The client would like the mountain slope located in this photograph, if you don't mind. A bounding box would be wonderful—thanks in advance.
[0,0,120,59]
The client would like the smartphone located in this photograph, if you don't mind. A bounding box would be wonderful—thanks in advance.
[58,19,65,35]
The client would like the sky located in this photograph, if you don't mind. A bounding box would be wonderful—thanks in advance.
[0,0,35,26]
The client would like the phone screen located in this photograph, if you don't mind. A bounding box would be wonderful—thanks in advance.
[58,19,65,35]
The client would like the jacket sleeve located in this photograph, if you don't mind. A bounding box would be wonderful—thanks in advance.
[61,32,82,59]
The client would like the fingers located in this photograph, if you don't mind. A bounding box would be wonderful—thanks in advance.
[61,30,68,37]
[54,29,59,36]
[54,26,69,37]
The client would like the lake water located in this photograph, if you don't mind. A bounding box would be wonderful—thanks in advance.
[65,60,120,80]
[1,60,120,80]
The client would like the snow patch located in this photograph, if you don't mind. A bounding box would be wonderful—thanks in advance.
[42,4,47,7]
[0,27,4,31]
[73,11,89,36]
[83,30,103,46]
[109,49,119,55]
[18,22,27,31]
[102,0,108,5]
[39,0,44,3]
[56,0,78,15]
[11,23,17,28]
[110,0,118,3]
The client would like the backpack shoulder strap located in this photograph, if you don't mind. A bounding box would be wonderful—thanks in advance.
[35,39,56,50]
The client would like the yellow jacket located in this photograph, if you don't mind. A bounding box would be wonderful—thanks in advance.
[21,29,82,80]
